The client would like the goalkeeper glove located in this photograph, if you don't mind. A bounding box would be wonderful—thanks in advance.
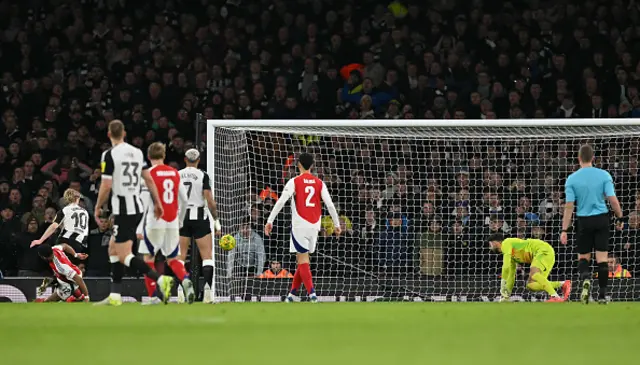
[213,219,221,232]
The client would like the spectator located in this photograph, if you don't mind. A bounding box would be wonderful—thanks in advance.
[227,219,266,277]
[419,220,444,276]
[86,214,113,277]
[604,255,632,279]
[378,212,411,274]
[15,215,45,277]
[257,260,294,279]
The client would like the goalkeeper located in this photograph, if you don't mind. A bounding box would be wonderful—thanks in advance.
[488,233,572,302]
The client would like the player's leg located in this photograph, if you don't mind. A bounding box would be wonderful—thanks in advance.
[194,226,215,303]
[575,221,595,304]
[140,226,174,303]
[288,229,318,303]
[165,229,195,304]
[43,291,62,302]
[594,216,611,304]
[94,234,125,306]
[140,243,159,299]
[528,253,564,302]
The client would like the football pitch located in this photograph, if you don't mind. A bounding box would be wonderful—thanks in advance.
[1,303,639,365]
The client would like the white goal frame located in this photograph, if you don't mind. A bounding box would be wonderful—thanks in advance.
[206,119,640,302]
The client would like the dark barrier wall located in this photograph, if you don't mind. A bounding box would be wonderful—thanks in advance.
[1,277,639,303]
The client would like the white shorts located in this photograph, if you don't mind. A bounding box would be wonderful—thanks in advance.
[55,278,76,300]
[140,227,180,258]
[290,227,319,254]
[136,214,145,236]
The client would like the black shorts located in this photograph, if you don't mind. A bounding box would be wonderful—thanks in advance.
[576,213,610,254]
[113,214,143,244]
[56,237,85,252]
[179,219,211,240]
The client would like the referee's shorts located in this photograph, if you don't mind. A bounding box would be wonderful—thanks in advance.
[576,213,610,254]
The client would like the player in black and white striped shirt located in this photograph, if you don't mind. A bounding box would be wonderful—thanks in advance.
[30,189,89,253]
[94,120,173,306]
[178,149,221,303]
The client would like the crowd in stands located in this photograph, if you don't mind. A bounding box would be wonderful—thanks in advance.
[0,0,638,280]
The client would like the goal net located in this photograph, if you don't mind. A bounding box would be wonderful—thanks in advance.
[207,120,640,302]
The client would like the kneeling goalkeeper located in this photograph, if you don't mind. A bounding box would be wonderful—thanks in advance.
[488,233,572,302]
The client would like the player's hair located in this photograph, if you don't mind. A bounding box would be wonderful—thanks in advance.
[578,144,594,163]
[108,120,125,139]
[487,232,505,243]
[63,188,81,204]
[37,243,53,258]
[298,152,314,170]
[148,142,166,160]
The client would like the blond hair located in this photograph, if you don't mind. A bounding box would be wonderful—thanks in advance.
[63,188,81,204]
[147,142,166,161]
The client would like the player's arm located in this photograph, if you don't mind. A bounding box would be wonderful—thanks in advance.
[142,166,163,218]
[264,180,295,236]
[72,274,89,300]
[320,182,341,234]
[604,172,623,221]
[95,150,114,223]
[561,179,575,234]
[31,212,63,247]
[202,172,221,233]
[60,243,88,260]
[177,179,189,227]
[500,249,516,301]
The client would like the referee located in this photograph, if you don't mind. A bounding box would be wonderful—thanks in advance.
[561,144,624,304]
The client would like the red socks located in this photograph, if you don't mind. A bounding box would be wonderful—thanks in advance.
[144,262,157,297]
[290,269,302,294]
[168,260,188,281]
[297,263,315,295]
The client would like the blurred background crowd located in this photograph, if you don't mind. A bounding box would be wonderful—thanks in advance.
[0,0,638,281]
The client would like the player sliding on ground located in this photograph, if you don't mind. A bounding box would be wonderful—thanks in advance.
[265,152,341,303]
[488,233,572,302]
[35,243,90,302]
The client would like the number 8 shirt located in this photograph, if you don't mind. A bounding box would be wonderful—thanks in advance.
[140,164,188,257]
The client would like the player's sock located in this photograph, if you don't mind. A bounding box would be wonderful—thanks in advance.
[110,255,123,298]
[124,254,160,281]
[168,259,188,281]
[578,258,591,280]
[597,262,609,298]
[297,263,315,295]
[202,259,214,289]
[531,272,558,297]
[290,269,302,295]
[143,262,157,297]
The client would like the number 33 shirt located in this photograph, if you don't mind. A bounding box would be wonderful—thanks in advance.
[100,142,147,215]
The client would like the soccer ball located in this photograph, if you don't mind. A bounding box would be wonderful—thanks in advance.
[219,234,236,251]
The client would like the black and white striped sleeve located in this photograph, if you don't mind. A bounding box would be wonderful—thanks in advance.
[101,149,114,180]
[203,171,211,191]
[53,210,65,224]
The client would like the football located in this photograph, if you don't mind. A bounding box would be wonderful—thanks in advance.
[219,234,236,251]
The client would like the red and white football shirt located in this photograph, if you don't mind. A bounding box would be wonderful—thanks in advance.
[50,246,81,283]
[147,164,188,229]
[267,172,340,231]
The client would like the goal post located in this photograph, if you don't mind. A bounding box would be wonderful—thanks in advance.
[207,119,640,302]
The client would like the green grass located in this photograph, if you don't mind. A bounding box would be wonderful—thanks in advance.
[1,303,639,365]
